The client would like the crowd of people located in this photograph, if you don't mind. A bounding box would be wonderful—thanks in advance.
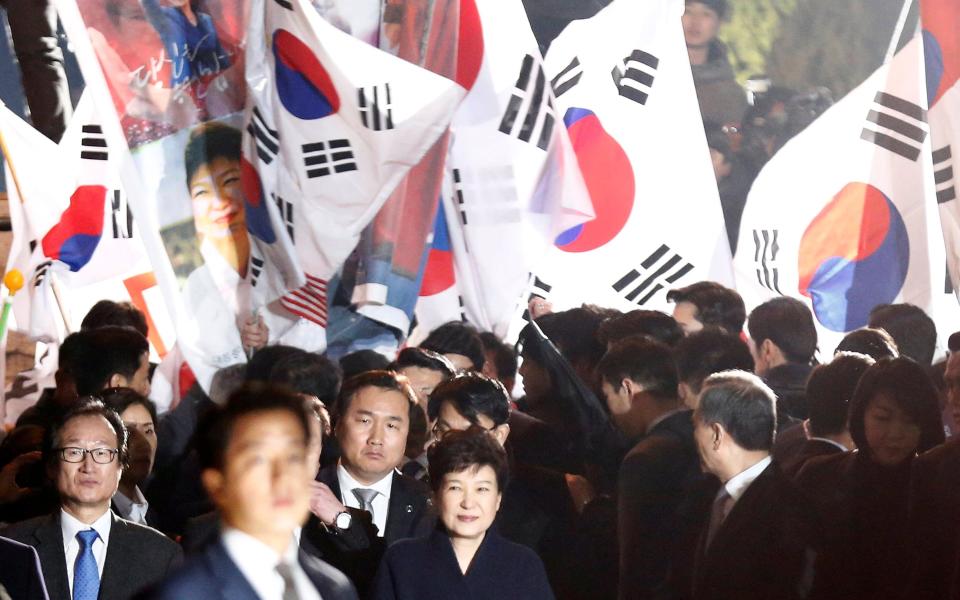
[0,280,958,600]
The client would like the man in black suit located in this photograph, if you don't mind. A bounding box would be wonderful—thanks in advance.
[597,337,705,600]
[1,399,181,600]
[146,384,357,600]
[690,371,818,600]
[302,371,434,596]
[0,535,49,600]
[776,353,869,478]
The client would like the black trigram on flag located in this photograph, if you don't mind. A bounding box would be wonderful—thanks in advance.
[358,84,394,131]
[550,57,582,98]
[612,245,693,305]
[523,275,553,321]
[499,54,555,151]
[458,295,467,322]
[934,144,956,204]
[110,190,134,239]
[281,274,328,327]
[302,139,357,178]
[860,92,928,161]
[80,125,108,161]
[248,107,279,165]
[33,260,52,288]
[753,229,784,295]
[273,193,295,241]
[611,49,659,105]
[249,256,265,288]
[271,0,292,10]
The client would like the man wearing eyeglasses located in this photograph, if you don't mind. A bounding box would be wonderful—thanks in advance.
[1,399,181,600]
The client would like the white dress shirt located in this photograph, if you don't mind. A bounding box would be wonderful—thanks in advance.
[721,455,773,510]
[61,508,113,596]
[112,486,149,525]
[808,437,849,452]
[221,527,321,600]
[337,464,393,537]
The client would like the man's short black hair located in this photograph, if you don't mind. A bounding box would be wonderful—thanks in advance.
[392,347,456,379]
[45,398,129,469]
[427,373,511,427]
[686,0,728,20]
[675,327,754,394]
[666,281,746,334]
[528,307,607,371]
[58,331,94,381]
[427,429,509,494]
[834,327,898,362]
[245,345,301,383]
[339,350,391,381]
[847,357,945,458]
[196,383,312,471]
[420,322,485,372]
[868,303,937,366]
[81,300,149,338]
[697,371,776,451]
[269,350,342,406]
[73,326,149,397]
[479,332,518,383]
[100,387,158,427]
[747,297,817,364]
[806,352,873,438]
[335,370,417,421]
[597,337,679,401]
[597,310,683,348]
[183,121,241,191]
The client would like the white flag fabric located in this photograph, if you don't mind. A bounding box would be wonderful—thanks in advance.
[414,0,595,339]
[244,0,466,329]
[734,35,941,353]
[533,0,733,324]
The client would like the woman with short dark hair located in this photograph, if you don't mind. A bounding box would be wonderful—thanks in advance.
[371,430,554,599]
[796,357,945,600]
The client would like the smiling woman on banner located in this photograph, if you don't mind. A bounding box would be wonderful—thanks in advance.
[179,122,321,370]
[370,430,555,600]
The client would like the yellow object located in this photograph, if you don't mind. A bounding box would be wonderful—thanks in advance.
[4,269,24,295]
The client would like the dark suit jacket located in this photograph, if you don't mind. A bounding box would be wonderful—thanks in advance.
[692,462,818,600]
[906,438,960,600]
[302,466,434,597]
[780,438,846,479]
[1,510,182,600]
[371,527,554,599]
[0,534,50,600]
[142,537,357,600]
[617,410,705,600]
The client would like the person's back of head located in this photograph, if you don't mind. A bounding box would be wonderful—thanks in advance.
[74,326,150,397]
[54,331,95,402]
[868,303,937,366]
[533,307,607,375]
[338,349,392,381]
[478,332,518,391]
[806,352,874,439]
[80,300,149,338]
[834,327,898,361]
[597,310,684,349]
[696,371,777,453]
[269,351,342,406]
[747,297,817,367]
[244,344,301,383]
[674,327,754,405]
[597,337,679,403]
[420,322,485,372]
[427,372,511,428]
[666,281,746,334]
[392,347,456,379]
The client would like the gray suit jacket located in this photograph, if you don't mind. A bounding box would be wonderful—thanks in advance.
[1,510,182,600]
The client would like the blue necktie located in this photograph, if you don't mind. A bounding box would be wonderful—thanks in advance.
[74,529,100,600]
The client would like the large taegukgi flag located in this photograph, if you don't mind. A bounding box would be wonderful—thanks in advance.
[923,0,960,301]
[415,0,594,340]
[733,34,941,354]
[0,93,175,423]
[534,0,733,320]
[244,0,466,337]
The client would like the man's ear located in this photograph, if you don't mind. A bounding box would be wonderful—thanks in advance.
[201,468,226,507]
[711,422,725,449]
[679,382,696,409]
[107,373,127,389]
[493,423,510,446]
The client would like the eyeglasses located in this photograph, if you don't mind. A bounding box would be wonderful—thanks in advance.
[56,447,119,464]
